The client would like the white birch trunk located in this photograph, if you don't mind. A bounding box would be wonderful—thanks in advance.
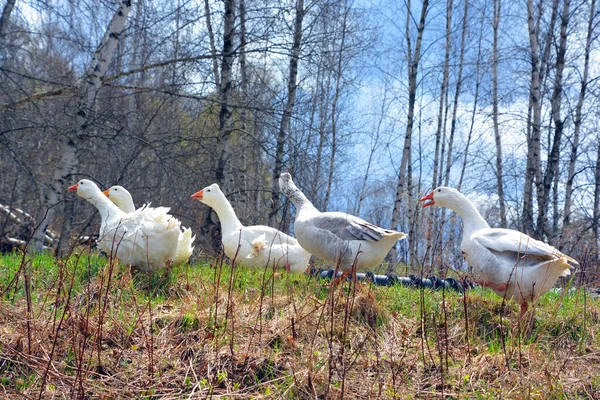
[269,0,304,226]
[492,0,506,227]
[563,0,595,229]
[389,0,429,266]
[32,0,133,252]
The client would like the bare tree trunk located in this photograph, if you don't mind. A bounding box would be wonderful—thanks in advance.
[594,139,600,256]
[538,0,569,242]
[522,92,534,233]
[269,0,304,226]
[214,0,236,186]
[32,0,133,252]
[129,0,144,108]
[405,122,415,268]
[524,0,544,238]
[563,0,595,229]
[431,0,453,190]
[0,0,16,42]
[311,67,332,205]
[238,0,249,212]
[427,0,452,267]
[323,2,348,211]
[522,0,559,237]
[204,0,236,251]
[304,69,320,197]
[389,0,429,265]
[458,16,484,191]
[444,0,469,187]
[552,172,559,233]
[492,0,506,227]
[171,1,181,87]
[204,0,221,87]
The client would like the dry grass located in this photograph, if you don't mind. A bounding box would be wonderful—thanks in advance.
[0,250,599,399]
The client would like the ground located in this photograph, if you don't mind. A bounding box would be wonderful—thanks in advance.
[0,250,598,399]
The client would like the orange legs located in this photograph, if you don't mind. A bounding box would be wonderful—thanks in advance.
[474,279,507,292]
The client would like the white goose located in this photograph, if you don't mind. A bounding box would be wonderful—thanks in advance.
[420,186,578,316]
[279,172,407,281]
[191,183,311,273]
[68,179,181,272]
[103,185,195,266]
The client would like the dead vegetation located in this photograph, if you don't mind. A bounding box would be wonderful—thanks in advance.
[0,251,599,399]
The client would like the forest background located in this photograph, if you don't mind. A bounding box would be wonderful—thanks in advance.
[0,0,598,276]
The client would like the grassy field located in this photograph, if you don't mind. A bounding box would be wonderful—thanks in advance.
[0,250,598,399]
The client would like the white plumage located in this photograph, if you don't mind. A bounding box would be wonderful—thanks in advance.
[420,186,578,316]
[103,185,195,266]
[279,172,407,278]
[191,183,311,273]
[68,179,181,272]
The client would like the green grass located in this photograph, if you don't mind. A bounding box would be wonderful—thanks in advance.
[0,250,598,398]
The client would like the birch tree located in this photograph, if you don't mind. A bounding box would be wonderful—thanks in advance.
[204,0,221,86]
[594,139,600,255]
[389,0,429,265]
[322,0,349,211]
[32,0,133,252]
[538,0,570,242]
[492,0,506,227]
[563,0,596,229]
[269,0,304,226]
[431,0,453,189]
[0,0,16,45]
[523,0,559,237]
[443,0,469,189]
[214,0,236,186]
[457,16,484,191]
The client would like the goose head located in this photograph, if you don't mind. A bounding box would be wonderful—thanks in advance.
[191,183,222,206]
[279,172,315,210]
[278,172,301,200]
[278,172,294,195]
[103,185,134,212]
[419,186,460,209]
[68,179,104,199]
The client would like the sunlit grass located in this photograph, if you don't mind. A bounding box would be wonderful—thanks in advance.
[0,250,598,398]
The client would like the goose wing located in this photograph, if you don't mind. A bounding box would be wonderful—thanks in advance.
[472,228,578,266]
[310,212,386,243]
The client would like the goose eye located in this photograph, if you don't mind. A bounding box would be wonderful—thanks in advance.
[437,189,441,192]
[207,189,211,192]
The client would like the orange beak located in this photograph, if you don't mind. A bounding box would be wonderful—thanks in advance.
[68,183,78,193]
[419,191,435,208]
[102,189,110,198]
[191,189,203,200]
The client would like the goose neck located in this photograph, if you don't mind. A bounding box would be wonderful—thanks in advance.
[121,194,135,213]
[86,192,123,221]
[211,197,243,232]
[448,195,490,235]
[289,188,318,213]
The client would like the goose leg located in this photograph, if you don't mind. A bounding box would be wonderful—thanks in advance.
[331,271,350,286]
[163,259,173,278]
[520,302,528,318]
[474,279,507,292]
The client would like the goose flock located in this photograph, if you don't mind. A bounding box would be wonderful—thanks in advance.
[68,173,579,316]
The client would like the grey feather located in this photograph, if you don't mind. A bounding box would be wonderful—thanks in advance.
[311,213,384,243]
